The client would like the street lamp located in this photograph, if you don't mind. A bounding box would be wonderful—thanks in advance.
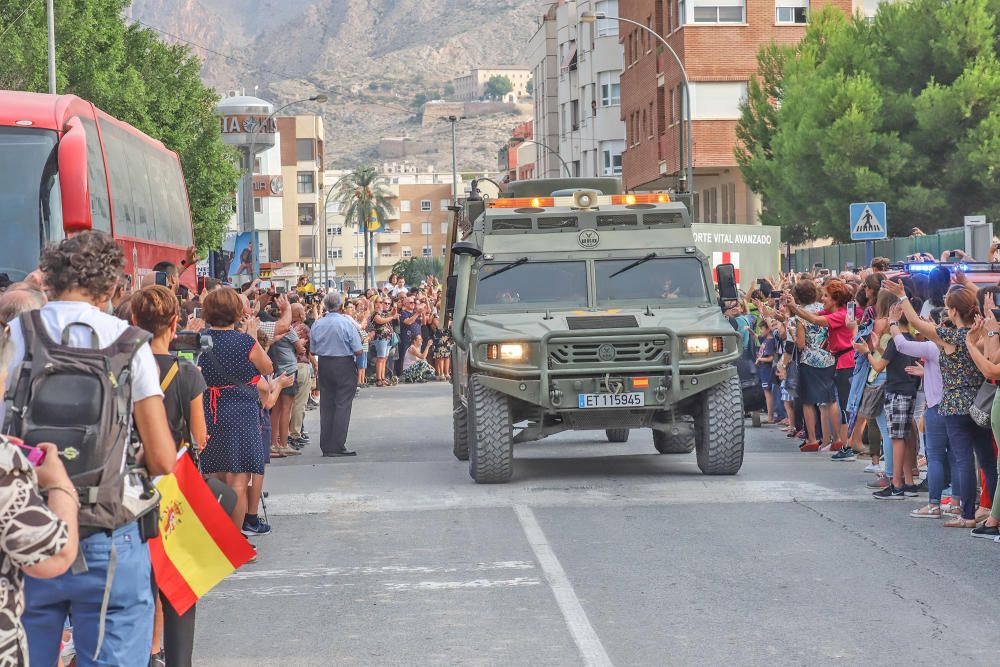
[440,115,466,205]
[579,11,693,193]
[243,94,327,281]
[508,136,572,178]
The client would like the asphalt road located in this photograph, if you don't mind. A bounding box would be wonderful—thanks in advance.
[196,383,1000,666]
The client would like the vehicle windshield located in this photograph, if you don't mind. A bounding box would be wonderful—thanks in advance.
[596,257,710,305]
[0,127,63,282]
[475,260,588,309]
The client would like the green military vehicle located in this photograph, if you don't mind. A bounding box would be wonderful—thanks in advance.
[445,177,744,484]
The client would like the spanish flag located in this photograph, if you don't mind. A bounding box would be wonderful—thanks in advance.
[148,451,255,614]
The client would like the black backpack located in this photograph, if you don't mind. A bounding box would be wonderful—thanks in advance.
[3,310,159,533]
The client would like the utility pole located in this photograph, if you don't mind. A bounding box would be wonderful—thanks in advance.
[46,0,56,94]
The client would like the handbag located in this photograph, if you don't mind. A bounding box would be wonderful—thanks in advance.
[858,383,886,419]
[969,380,997,429]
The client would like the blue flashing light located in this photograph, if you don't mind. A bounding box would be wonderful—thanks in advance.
[904,262,968,273]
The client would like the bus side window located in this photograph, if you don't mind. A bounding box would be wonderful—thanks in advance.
[79,117,111,233]
[122,136,154,241]
[99,120,137,238]
[147,150,192,247]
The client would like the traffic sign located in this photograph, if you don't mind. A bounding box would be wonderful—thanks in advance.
[850,202,887,241]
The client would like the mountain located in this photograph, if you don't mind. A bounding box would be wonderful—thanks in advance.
[126,0,539,171]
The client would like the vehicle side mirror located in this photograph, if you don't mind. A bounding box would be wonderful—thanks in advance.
[58,117,92,234]
[445,275,458,319]
[716,263,739,303]
[451,241,482,258]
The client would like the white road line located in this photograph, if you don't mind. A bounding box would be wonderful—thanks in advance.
[264,480,857,515]
[227,561,535,581]
[514,504,614,667]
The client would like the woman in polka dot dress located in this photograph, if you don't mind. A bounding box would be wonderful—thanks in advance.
[197,288,273,528]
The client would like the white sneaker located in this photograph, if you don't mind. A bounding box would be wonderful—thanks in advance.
[863,463,881,473]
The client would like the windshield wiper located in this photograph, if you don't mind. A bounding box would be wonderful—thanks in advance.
[608,253,657,279]
[480,256,529,282]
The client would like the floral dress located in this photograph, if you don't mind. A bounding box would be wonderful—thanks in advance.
[936,326,983,416]
[0,436,69,663]
[432,328,452,360]
[799,303,834,368]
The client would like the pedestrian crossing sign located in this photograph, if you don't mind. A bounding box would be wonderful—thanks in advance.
[850,202,887,241]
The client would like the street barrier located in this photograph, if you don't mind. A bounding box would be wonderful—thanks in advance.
[793,227,967,272]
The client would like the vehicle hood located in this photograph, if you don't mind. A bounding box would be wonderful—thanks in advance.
[464,307,736,341]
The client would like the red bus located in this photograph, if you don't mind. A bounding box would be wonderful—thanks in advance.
[0,91,193,284]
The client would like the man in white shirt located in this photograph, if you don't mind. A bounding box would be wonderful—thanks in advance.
[5,232,176,666]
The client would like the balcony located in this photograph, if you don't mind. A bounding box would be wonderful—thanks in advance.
[376,231,400,244]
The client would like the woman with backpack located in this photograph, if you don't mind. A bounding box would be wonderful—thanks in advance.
[130,285,208,667]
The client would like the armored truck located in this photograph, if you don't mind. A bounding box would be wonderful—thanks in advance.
[446,178,744,484]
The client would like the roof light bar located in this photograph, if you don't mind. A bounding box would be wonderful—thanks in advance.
[487,192,670,209]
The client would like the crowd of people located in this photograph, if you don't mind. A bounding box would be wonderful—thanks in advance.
[0,230,453,666]
[734,255,1000,537]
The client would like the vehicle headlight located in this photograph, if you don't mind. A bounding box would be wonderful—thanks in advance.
[486,343,526,361]
[685,337,710,354]
[685,336,725,354]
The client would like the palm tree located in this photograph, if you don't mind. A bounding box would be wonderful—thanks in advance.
[331,166,394,290]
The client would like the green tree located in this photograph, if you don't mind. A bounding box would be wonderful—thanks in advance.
[483,75,514,101]
[331,166,394,290]
[736,0,1000,242]
[391,257,443,286]
[526,77,534,95]
[443,82,455,97]
[0,0,239,251]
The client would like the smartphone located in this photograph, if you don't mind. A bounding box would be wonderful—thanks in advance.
[193,307,202,319]
[154,271,169,286]
[276,286,287,294]
[819,269,831,277]
[846,300,857,321]
[769,290,783,299]
[169,330,202,352]
[12,438,46,466]
[992,309,1000,320]
[259,280,272,289]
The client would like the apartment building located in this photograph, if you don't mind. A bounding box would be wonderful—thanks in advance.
[266,115,324,283]
[619,0,895,225]
[453,67,532,102]
[529,0,626,179]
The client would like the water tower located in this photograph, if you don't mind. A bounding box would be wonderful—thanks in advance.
[216,95,276,232]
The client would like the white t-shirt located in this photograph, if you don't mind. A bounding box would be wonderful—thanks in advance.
[4,301,162,403]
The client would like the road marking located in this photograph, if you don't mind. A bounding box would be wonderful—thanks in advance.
[265,480,858,515]
[514,504,613,667]
[384,577,540,591]
[227,561,535,581]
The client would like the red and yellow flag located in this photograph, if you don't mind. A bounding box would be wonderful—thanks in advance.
[148,451,255,614]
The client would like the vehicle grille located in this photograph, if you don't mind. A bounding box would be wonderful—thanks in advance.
[566,316,638,330]
[548,339,668,367]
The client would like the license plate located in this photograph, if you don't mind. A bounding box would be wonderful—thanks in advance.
[577,392,645,409]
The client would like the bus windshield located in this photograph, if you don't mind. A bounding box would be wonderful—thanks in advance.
[475,260,588,309]
[0,127,63,282]
[596,257,710,305]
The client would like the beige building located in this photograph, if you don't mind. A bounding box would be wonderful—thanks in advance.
[269,115,324,285]
[453,67,532,102]
[530,1,626,179]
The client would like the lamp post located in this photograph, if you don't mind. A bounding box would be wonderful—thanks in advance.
[243,94,327,281]
[441,115,466,204]
[579,11,693,193]
[508,137,572,178]
[320,182,340,289]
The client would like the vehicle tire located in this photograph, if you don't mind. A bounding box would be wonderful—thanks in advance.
[605,428,630,443]
[694,373,745,475]
[452,380,469,461]
[467,375,513,483]
[652,429,696,454]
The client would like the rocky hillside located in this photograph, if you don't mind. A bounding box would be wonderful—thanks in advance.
[126,0,539,170]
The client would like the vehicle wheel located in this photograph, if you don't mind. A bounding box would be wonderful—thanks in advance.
[694,373,744,475]
[452,379,469,461]
[653,429,696,454]
[467,375,513,483]
[605,428,630,443]
[751,412,762,428]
